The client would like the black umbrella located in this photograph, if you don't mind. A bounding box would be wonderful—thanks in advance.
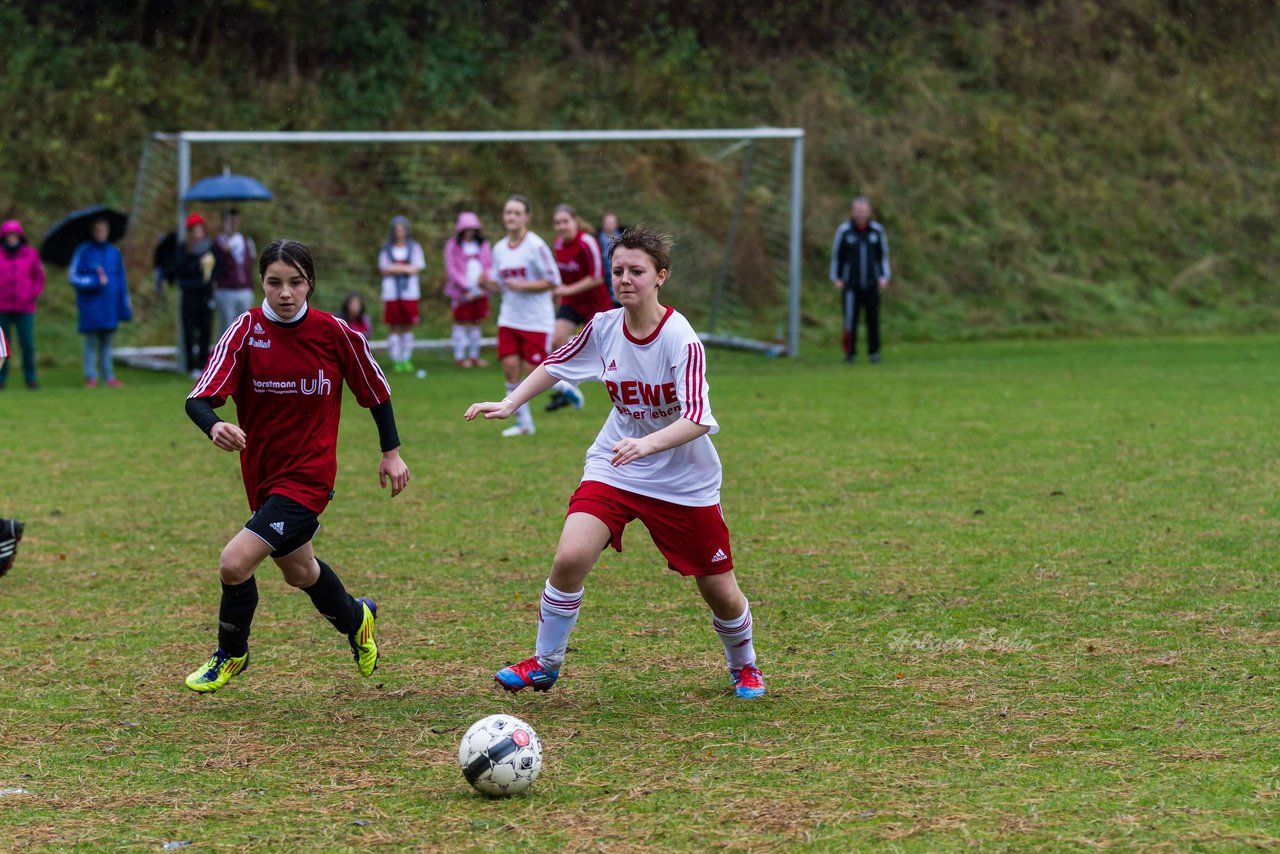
[39,205,128,266]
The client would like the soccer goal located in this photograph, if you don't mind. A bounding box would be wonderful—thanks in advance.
[122,129,805,369]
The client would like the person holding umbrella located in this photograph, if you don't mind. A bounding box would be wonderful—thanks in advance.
[214,208,257,336]
[172,213,221,376]
[69,216,131,388]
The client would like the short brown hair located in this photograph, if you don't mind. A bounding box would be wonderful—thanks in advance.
[506,194,531,214]
[609,223,673,273]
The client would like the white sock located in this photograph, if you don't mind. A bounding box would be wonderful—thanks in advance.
[467,325,482,359]
[402,332,415,362]
[386,331,399,363]
[553,379,572,394]
[452,325,467,362]
[535,580,582,670]
[713,601,756,670]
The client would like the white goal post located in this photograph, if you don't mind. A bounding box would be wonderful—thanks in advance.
[139,128,805,367]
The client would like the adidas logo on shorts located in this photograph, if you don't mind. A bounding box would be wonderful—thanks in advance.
[711,548,728,563]
[269,522,285,535]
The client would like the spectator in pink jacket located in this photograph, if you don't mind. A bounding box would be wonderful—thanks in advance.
[443,211,494,368]
[0,220,46,390]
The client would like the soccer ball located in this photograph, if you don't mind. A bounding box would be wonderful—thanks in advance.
[458,714,543,797]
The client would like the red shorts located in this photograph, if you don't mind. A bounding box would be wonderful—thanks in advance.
[567,480,733,577]
[497,326,551,365]
[383,299,420,326]
[452,296,490,324]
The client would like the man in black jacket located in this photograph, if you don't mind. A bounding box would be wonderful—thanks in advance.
[830,196,891,363]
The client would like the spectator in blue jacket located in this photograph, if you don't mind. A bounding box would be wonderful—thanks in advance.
[69,217,132,388]
[831,196,890,364]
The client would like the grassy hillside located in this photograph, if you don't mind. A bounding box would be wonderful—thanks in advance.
[0,1,1276,366]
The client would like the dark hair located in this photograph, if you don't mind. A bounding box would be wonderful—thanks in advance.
[259,239,316,295]
[609,223,672,273]
[341,291,366,319]
[506,194,531,214]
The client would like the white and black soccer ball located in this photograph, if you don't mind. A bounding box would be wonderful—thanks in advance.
[458,714,543,797]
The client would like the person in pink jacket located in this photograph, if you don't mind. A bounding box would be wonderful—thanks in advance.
[443,211,494,368]
[0,220,46,390]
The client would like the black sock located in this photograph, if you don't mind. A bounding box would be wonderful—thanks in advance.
[218,577,258,656]
[303,559,358,635]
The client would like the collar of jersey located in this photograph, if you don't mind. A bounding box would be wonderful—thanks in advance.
[261,299,308,327]
[623,305,674,346]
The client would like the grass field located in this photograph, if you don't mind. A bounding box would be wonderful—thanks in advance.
[2,335,1279,851]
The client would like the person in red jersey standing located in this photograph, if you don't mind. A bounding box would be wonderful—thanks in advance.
[544,203,609,414]
[183,239,410,693]
[466,224,765,699]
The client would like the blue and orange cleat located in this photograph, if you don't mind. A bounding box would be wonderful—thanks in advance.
[730,663,766,699]
[495,655,559,693]
[348,598,379,677]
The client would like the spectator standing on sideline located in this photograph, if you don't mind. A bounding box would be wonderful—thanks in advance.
[69,216,132,388]
[340,292,372,337]
[214,208,257,336]
[443,211,494,368]
[831,196,890,364]
[0,219,45,390]
[379,215,426,374]
[597,211,624,306]
[172,213,220,377]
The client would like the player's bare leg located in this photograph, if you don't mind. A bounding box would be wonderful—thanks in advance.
[696,570,765,699]
[496,513,610,692]
[502,356,540,436]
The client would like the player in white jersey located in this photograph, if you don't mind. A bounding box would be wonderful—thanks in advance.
[486,195,561,437]
[466,224,764,699]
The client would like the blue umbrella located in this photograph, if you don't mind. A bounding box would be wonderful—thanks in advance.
[183,173,273,203]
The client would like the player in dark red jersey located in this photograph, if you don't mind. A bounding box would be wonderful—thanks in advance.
[545,203,609,413]
[183,239,410,693]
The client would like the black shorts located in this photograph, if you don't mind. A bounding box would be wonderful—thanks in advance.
[244,494,320,558]
[556,304,587,325]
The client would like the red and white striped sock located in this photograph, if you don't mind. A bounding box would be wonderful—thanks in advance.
[535,580,582,670]
[713,601,756,670]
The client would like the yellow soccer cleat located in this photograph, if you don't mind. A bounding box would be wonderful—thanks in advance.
[185,648,249,693]
[348,598,379,677]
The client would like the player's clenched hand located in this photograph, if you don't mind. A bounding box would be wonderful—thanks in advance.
[210,421,247,452]
[379,449,410,497]
[464,400,515,421]
[610,437,654,467]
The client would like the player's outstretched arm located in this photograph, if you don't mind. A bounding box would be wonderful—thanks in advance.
[610,418,710,467]
[464,365,559,422]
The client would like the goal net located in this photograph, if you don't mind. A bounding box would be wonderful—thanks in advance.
[123,130,804,369]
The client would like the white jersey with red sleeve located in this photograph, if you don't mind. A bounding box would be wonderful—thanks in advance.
[542,305,722,506]
[0,327,8,359]
[188,306,391,513]
[493,231,560,333]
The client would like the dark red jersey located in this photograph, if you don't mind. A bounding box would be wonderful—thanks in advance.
[188,307,391,513]
[553,232,612,319]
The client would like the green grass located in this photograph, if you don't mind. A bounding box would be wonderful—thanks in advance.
[2,336,1279,851]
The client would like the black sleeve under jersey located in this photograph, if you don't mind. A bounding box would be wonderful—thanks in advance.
[370,399,400,453]
[185,396,222,438]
